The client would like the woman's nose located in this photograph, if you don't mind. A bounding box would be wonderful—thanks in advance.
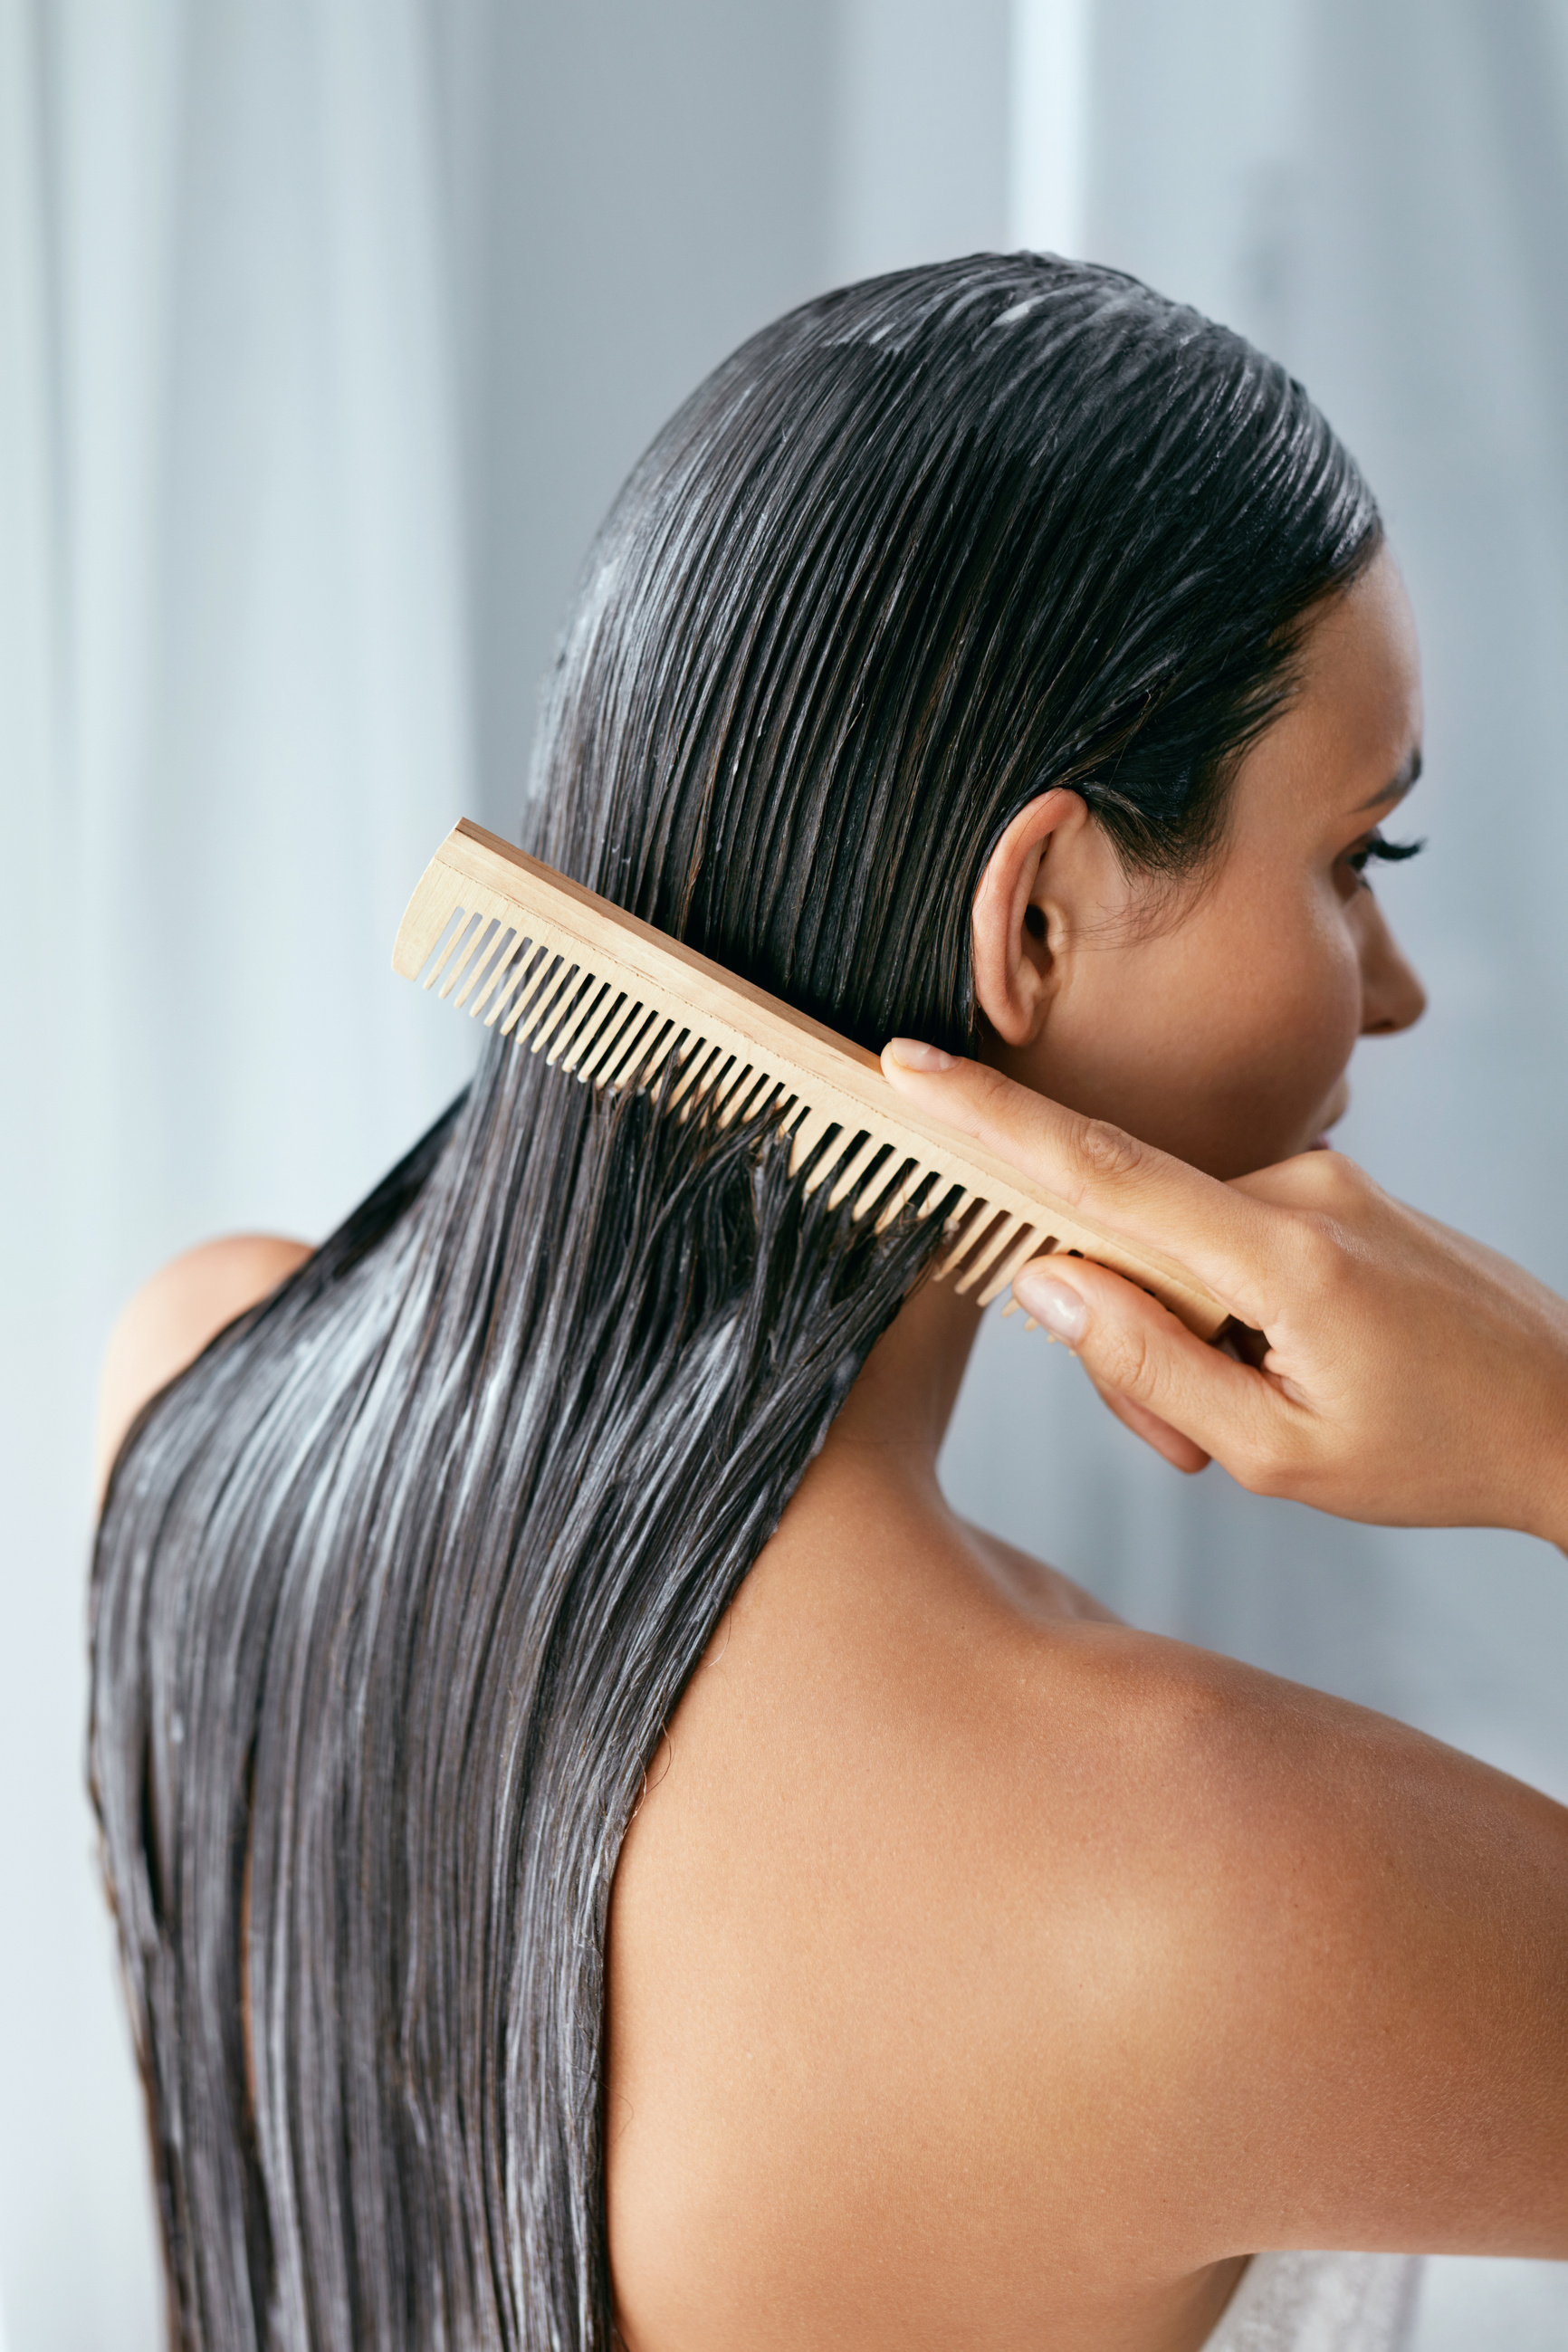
[1358,893,1427,1036]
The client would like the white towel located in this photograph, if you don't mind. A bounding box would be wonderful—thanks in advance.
[1201,2252,1422,2352]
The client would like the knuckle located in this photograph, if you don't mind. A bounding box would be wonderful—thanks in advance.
[1280,1209,1346,1296]
[1093,1316,1158,1401]
[967,1058,1011,1106]
[1073,1114,1148,1189]
[968,1057,1041,1141]
[1293,1148,1368,1213]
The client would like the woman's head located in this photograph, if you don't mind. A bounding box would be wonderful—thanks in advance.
[527,252,1409,1178]
[972,544,1426,1176]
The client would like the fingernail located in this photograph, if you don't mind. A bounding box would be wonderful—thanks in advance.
[1014,1271,1086,1346]
[884,1037,954,1073]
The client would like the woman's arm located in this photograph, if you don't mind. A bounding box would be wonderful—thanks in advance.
[94,1234,313,1510]
[882,1042,1568,1546]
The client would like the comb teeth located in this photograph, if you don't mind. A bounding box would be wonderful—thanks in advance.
[391,822,1229,1339]
[786,1105,833,1178]
[435,913,490,1000]
[494,946,554,1036]
[812,1130,873,1209]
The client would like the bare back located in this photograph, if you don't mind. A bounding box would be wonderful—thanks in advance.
[100,1242,1568,2352]
[606,1415,1568,2350]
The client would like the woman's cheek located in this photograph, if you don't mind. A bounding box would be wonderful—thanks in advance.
[1278,920,1363,1114]
[1207,922,1357,1163]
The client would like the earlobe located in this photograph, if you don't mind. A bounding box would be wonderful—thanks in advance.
[971,789,1084,1048]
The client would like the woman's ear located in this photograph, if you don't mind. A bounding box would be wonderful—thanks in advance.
[971,789,1092,1047]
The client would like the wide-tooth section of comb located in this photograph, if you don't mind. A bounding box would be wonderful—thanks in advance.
[606,1010,665,1091]
[871,1157,928,1233]
[464,937,521,1023]
[494,948,555,1037]
[549,978,610,1069]
[423,906,476,995]
[572,994,632,1082]
[525,966,581,1052]
[392,822,1230,1339]
[529,967,584,1058]
[785,1106,834,1179]
[452,923,512,1012]
[564,990,634,1080]
[818,1132,878,1209]
[973,1221,1046,1306]
[438,916,497,1004]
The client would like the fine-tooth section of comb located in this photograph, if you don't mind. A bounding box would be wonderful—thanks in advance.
[393,820,1230,1339]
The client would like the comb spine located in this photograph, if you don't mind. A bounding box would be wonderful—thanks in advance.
[396,828,1230,1339]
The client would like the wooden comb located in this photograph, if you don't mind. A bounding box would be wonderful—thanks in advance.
[393,820,1228,1338]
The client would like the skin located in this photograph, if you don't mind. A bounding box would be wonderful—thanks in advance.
[881,1061,1568,1538]
[94,1234,311,1512]
[969,543,1428,1179]
[96,550,1568,2350]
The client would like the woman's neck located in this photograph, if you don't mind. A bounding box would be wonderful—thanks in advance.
[817,1272,984,1496]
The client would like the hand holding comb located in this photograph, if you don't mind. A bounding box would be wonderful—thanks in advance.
[393,821,1229,1338]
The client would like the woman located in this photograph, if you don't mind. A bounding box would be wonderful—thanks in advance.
[91,254,1568,2352]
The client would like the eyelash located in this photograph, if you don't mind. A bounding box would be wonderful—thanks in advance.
[1346,831,1425,879]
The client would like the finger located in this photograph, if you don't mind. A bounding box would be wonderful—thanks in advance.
[1012,1253,1292,1483]
[1085,1375,1213,1474]
[882,1042,1282,1324]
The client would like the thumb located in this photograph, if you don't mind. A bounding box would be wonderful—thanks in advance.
[1012,1254,1281,1481]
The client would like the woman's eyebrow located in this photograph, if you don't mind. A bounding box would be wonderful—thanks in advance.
[1356,746,1422,813]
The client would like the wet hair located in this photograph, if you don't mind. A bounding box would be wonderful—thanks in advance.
[91,253,1380,2349]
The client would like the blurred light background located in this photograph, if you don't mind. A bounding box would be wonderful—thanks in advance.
[4,1,1567,2344]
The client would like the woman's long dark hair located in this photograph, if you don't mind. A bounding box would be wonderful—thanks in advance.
[90,254,1380,2350]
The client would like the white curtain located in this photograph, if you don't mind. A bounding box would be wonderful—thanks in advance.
[1,4,474,2342]
[1,5,837,2339]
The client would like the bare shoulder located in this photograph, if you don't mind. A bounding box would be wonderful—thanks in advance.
[889,1589,1568,2260]
[1044,1626,1568,2257]
[608,1472,1568,2344]
[95,1233,313,1507]
[954,1512,1120,1621]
